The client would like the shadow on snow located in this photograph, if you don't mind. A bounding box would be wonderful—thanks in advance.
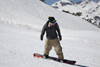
[74,64,89,67]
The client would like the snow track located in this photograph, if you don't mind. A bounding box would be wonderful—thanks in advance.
[0,18,41,32]
[63,37,100,45]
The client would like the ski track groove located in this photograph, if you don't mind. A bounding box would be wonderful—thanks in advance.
[0,18,41,32]
[63,37,100,45]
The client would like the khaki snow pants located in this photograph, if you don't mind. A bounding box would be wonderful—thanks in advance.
[44,38,64,60]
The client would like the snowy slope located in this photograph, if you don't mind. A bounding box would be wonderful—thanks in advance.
[0,17,100,67]
[0,0,99,31]
[0,0,100,67]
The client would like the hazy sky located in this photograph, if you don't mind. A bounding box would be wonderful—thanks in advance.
[45,0,99,5]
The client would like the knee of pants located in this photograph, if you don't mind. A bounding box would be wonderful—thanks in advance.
[44,45,52,52]
[55,48,63,55]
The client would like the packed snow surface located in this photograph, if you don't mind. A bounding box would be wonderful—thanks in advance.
[0,0,100,67]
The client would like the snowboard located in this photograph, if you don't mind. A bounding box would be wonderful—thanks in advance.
[33,53,76,65]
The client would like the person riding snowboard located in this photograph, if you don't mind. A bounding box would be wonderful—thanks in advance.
[40,16,64,62]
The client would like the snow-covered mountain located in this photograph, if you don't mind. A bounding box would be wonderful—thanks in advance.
[52,0,100,27]
[0,0,100,67]
[0,0,99,31]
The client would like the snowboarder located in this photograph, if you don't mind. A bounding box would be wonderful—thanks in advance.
[40,16,64,62]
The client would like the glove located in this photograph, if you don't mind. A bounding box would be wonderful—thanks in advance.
[40,37,43,41]
[59,36,62,41]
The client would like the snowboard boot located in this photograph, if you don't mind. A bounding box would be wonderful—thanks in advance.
[57,59,63,63]
[60,60,63,63]
[43,54,49,59]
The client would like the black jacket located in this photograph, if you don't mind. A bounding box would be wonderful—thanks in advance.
[40,21,62,40]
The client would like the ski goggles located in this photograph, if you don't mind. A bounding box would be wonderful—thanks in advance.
[49,20,56,24]
[49,21,56,25]
[53,21,56,24]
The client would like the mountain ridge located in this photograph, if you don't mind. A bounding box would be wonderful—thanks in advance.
[52,0,100,27]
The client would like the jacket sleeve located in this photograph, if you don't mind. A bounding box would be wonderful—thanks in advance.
[56,23,62,38]
[40,24,46,38]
